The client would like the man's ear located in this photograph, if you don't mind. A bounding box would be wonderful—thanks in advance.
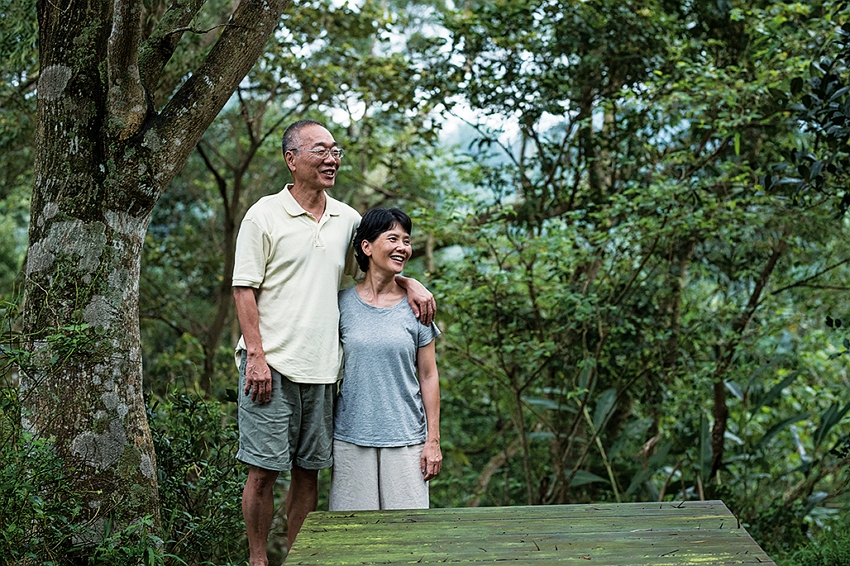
[284,150,296,172]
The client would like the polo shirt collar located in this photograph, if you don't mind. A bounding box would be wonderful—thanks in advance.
[281,184,341,217]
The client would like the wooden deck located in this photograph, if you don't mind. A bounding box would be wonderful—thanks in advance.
[286,500,775,564]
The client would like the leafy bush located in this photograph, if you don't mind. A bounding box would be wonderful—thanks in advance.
[0,387,179,565]
[149,393,248,565]
[785,529,850,566]
[0,386,84,563]
[1,382,248,565]
[718,487,810,558]
[85,516,176,566]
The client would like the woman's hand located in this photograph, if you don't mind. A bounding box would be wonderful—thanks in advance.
[420,439,442,481]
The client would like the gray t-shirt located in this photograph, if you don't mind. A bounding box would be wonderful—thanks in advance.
[334,286,441,447]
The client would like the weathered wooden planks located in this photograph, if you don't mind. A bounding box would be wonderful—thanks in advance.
[286,500,775,565]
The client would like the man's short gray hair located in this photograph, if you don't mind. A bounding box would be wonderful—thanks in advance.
[281,119,326,154]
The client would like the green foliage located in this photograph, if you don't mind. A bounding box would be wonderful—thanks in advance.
[1,303,83,563]
[0,385,247,564]
[766,3,850,216]
[0,388,176,564]
[424,1,850,560]
[0,0,37,75]
[0,0,34,301]
[84,516,179,566]
[5,0,850,561]
[149,393,248,565]
[0,389,83,563]
[722,487,811,555]
[792,534,850,566]
[0,205,25,299]
[784,524,850,566]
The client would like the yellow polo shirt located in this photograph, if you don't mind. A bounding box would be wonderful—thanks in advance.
[233,186,361,384]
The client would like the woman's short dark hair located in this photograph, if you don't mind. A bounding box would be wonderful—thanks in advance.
[353,208,413,272]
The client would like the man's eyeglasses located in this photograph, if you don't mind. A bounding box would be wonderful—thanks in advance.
[290,147,344,160]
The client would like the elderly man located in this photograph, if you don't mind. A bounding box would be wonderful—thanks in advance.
[232,119,435,565]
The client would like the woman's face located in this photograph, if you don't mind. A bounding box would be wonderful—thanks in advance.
[363,222,412,274]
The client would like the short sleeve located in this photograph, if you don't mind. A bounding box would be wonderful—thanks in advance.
[232,217,269,288]
[418,321,441,348]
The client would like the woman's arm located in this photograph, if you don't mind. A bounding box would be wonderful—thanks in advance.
[417,340,442,481]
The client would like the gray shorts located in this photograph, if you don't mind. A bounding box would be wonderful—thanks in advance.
[236,352,334,472]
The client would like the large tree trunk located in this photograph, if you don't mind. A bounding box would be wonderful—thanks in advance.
[24,0,289,537]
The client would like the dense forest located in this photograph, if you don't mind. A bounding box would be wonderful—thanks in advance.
[2,0,850,564]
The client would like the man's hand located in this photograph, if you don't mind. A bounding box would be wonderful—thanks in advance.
[420,439,442,481]
[234,286,272,404]
[397,275,436,326]
[244,352,273,404]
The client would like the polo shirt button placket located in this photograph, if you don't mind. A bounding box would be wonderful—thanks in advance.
[314,212,329,249]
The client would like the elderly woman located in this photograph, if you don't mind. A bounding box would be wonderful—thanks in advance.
[329,207,442,511]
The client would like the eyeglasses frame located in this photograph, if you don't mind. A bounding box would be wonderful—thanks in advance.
[287,147,344,160]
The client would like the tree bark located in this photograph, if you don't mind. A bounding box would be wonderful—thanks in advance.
[24,0,289,537]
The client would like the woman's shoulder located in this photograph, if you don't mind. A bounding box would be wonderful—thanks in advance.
[338,286,358,303]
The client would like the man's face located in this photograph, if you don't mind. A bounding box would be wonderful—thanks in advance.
[285,125,341,191]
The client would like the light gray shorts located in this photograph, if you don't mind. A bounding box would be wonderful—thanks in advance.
[328,439,429,511]
[236,352,334,472]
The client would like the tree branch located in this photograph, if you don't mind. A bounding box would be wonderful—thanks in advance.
[148,0,290,197]
[238,89,259,147]
[196,143,230,214]
[735,237,787,333]
[164,23,239,37]
[710,234,787,480]
[467,434,525,507]
[107,0,146,139]
[138,0,207,95]
[770,257,850,296]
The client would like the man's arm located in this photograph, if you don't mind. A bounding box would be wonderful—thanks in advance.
[233,286,273,404]
[396,275,436,326]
